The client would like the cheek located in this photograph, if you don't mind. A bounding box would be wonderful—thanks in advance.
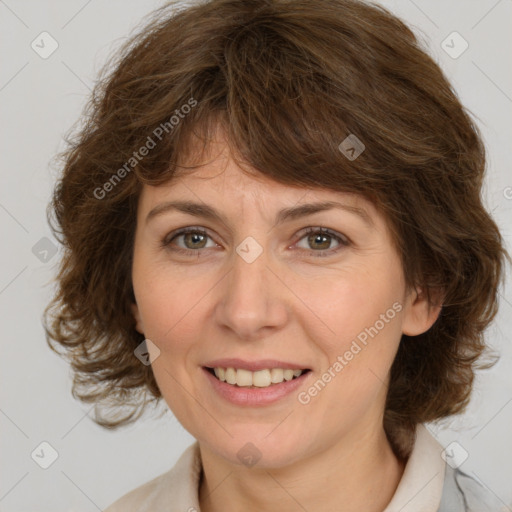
[299,283,403,435]
[295,258,404,355]
[132,244,207,340]
[306,261,404,407]
[292,263,404,420]
[132,268,205,415]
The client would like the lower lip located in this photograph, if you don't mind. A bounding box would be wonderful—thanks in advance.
[202,367,312,406]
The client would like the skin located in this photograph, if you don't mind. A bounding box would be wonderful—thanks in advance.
[131,129,441,512]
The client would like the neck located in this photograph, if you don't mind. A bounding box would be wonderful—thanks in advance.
[198,424,406,512]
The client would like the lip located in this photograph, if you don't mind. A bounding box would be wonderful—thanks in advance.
[203,358,311,372]
[202,366,312,406]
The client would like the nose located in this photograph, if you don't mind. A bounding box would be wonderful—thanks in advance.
[214,244,289,340]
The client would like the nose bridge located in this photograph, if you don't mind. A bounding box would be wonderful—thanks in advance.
[215,238,287,338]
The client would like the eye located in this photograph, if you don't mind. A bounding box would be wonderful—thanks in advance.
[161,226,349,258]
[294,227,349,257]
[162,227,218,255]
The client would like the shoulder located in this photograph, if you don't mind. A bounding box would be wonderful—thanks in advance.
[103,442,202,512]
[103,469,174,512]
[438,465,508,512]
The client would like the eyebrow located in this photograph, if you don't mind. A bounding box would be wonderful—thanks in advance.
[145,200,374,228]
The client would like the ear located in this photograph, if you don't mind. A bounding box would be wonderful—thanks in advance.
[401,286,443,336]
[131,302,145,335]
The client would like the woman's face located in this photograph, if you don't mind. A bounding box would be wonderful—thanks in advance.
[131,135,438,468]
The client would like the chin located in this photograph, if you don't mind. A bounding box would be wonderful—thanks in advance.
[202,429,311,470]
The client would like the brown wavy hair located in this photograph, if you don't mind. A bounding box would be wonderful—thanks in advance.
[44,0,509,458]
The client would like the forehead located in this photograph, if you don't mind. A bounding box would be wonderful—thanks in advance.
[137,135,381,224]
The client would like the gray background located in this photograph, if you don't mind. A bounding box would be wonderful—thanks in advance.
[0,0,511,510]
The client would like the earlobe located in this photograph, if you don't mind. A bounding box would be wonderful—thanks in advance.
[131,302,145,334]
[401,287,443,336]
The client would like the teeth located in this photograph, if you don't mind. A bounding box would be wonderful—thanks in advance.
[225,367,237,385]
[212,367,305,387]
[283,369,294,381]
[216,367,225,381]
[270,368,284,383]
[236,369,253,387]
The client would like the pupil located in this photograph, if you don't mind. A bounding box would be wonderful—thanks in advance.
[309,233,330,250]
[185,232,206,249]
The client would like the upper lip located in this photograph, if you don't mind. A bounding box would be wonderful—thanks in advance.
[203,358,311,372]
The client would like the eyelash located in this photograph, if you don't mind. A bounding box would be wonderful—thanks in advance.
[161,226,350,258]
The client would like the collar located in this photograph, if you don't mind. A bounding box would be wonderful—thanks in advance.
[383,423,445,511]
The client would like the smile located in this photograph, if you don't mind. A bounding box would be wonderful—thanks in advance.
[202,366,312,406]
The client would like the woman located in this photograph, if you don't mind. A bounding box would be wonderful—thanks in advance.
[44,0,509,510]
